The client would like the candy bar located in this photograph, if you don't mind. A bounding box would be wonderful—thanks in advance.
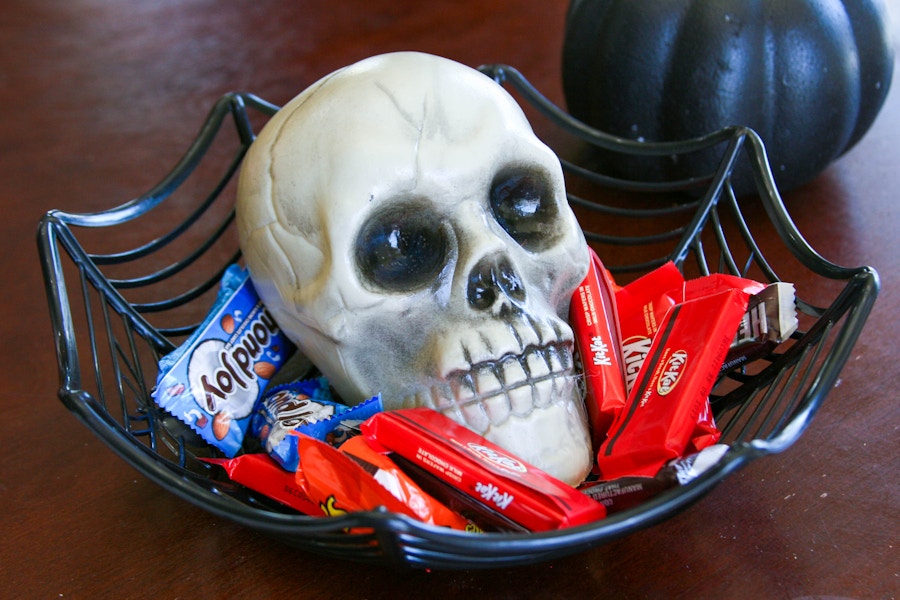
[569,247,627,446]
[153,265,295,457]
[251,379,383,471]
[596,286,755,479]
[579,444,729,513]
[615,262,685,394]
[361,408,607,531]
[339,436,474,531]
[722,282,799,371]
[300,394,382,447]
[615,264,767,395]
[250,377,343,469]
[389,452,526,532]
[202,453,319,516]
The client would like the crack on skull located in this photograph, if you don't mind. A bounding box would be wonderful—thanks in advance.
[375,81,424,137]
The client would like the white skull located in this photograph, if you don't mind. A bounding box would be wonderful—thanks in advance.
[236,52,592,485]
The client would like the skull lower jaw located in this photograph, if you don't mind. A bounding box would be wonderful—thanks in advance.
[401,343,592,485]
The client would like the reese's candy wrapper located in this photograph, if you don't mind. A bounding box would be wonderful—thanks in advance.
[153,265,295,457]
[361,408,607,531]
[570,248,627,447]
[202,453,319,516]
[338,436,474,531]
[297,434,425,522]
[595,288,752,479]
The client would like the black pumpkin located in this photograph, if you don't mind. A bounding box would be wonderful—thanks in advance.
[562,0,895,195]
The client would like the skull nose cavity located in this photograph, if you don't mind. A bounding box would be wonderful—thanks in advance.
[467,255,526,313]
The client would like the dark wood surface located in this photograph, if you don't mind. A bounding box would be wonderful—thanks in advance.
[2,1,897,598]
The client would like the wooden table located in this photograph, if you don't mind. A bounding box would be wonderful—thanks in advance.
[2,2,896,597]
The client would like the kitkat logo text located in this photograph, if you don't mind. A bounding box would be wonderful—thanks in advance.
[466,443,528,473]
[657,349,688,396]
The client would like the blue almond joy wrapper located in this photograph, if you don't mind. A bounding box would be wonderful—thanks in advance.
[152,264,296,457]
[252,380,383,472]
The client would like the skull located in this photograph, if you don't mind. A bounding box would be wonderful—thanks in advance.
[236,52,592,484]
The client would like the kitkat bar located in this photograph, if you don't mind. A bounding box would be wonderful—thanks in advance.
[615,262,685,393]
[569,248,627,447]
[361,408,607,531]
[595,287,752,479]
[722,282,799,371]
[615,263,767,394]
[387,452,528,532]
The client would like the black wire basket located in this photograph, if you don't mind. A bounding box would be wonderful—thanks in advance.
[37,64,879,570]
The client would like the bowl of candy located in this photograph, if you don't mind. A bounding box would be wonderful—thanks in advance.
[38,53,878,569]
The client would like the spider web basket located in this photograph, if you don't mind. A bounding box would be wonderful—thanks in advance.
[37,65,879,569]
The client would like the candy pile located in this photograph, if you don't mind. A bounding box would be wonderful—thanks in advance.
[152,258,797,532]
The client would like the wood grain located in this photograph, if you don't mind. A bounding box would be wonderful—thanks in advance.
[2,1,897,597]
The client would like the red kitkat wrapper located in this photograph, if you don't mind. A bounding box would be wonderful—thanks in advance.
[616,263,766,395]
[361,408,607,531]
[596,287,751,479]
[570,247,627,446]
[683,272,767,299]
[615,262,685,393]
[202,453,320,516]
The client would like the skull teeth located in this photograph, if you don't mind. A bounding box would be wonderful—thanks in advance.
[438,316,571,377]
[408,343,577,435]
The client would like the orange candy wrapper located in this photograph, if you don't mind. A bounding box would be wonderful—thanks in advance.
[297,435,435,522]
[336,436,475,531]
[205,435,473,530]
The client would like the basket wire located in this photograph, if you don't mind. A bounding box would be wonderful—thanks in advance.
[37,66,879,569]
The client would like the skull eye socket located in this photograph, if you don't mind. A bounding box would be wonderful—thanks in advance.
[489,169,559,251]
[355,204,448,292]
